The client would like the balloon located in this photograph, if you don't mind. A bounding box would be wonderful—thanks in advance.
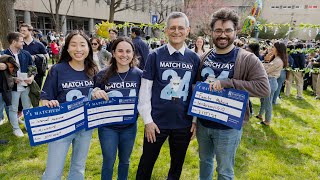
[242,16,256,34]
[251,0,263,18]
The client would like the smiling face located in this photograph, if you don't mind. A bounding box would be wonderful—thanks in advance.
[212,20,237,50]
[67,34,90,63]
[196,37,204,49]
[165,17,190,48]
[113,41,134,69]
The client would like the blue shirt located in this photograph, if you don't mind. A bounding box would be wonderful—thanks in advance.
[94,67,142,128]
[94,67,142,97]
[3,49,34,73]
[143,45,200,129]
[40,61,94,103]
[23,39,47,55]
[199,47,239,129]
[132,36,150,70]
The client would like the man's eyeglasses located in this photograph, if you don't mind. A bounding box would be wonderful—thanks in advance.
[168,26,186,33]
[91,43,98,46]
[213,29,234,36]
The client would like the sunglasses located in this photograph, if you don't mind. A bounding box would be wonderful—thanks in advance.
[91,43,98,46]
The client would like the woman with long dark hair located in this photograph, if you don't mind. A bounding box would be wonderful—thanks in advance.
[91,37,142,180]
[256,41,288,125]
[192,36,206,56]
[41,30,98,179]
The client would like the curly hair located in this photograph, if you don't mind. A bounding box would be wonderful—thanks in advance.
[210,8,240,30]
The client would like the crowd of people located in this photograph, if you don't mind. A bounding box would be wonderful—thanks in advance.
[0,7,319,180]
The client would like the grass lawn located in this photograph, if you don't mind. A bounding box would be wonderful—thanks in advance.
[0,88,319,179]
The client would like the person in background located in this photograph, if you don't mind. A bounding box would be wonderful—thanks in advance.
[192,36,206,57]
[106,29,118,53]
[285,43,306,99]
[256,41,288,125]
[131,27,150,70]
[19,23,49,88]
[50,38,60,64]
[40,30,98,180]
[91,37,142,180]
[3,32,36,137]
[90,37,112,70]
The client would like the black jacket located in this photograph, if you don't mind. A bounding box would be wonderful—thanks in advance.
[0,55,19,106]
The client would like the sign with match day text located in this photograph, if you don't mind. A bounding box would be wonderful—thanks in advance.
[188,82,248,130]
[23,98,86,146]
[84,97,138,130]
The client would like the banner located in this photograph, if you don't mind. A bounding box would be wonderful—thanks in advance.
[188,82,248,130]
[84,97,138,130]
[23,98,85,146]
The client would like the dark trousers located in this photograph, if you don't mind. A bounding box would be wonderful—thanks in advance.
[136,126,192,180]
[34,74,44,89]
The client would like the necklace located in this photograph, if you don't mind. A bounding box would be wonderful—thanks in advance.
[117,70,129,82]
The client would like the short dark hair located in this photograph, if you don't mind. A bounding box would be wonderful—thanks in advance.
[19,23,33,31]
[248,42,260,57]
[131,27,141,36]
[7,32,23,44]
[210,8,240,30]
[108,29,118,35]
[295,43,304,49]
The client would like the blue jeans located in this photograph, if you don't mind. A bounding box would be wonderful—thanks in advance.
[273,69,286,104]
[196,122,242,180]
[98,123,137,180]
[9,88,31,130]
[42,129,93,180]
[259,77,278,122]
[0,93,6,120]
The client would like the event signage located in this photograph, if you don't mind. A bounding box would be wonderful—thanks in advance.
[188,82,248,130]
[23,97,86,146]
[84,97,138,130]
[23,97,138,146]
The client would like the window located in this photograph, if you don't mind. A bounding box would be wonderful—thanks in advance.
[283,6,287,9]
[96,0,99,3]
[275,6,279,8]
[271,6,275,8]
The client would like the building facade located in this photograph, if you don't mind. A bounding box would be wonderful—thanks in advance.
[185,0,320,40]
[14,0,184,36]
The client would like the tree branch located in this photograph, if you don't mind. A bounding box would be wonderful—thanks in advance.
[40,0,51,12]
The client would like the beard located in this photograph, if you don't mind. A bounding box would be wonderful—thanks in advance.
[213,37,234,50]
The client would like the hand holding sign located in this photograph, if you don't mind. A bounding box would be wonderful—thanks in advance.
[188,82,248,130]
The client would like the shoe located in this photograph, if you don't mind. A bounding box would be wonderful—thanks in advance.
[0,119,4,126]
[13,129,24,137]
[255,115,263,121]
[259,121,270,126]
[296,96,304,100]
[0,140,9,144]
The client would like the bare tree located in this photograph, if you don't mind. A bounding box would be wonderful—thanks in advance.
[152,0,182,24]
[105,0,141,23]
[40,0,74,33]
[0,0,16,48]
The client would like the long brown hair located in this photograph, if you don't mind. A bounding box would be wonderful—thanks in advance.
[273,41,288,68]
[100,37,138,84]
[59,30,98,79]
[195,36,205,53]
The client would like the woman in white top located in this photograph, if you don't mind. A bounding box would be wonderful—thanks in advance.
[90,37,112,70]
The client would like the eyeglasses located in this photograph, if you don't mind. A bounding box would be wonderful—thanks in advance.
[213,29,234,36]
[91,43,98,46]
[168,26,186,33]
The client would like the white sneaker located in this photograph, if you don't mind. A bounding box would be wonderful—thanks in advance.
[13,129,24,137]
[0,119,4,126]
